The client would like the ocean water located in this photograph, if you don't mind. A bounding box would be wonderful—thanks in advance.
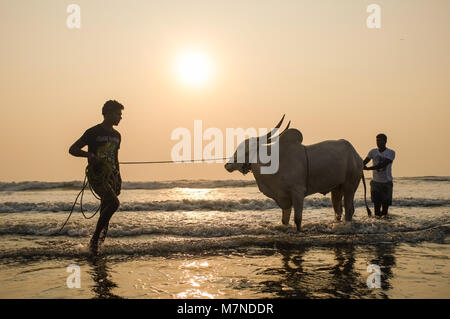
[0,177,448,299]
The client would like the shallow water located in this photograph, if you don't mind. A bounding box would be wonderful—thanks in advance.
[0,243,448,299]
[0,177,449,298]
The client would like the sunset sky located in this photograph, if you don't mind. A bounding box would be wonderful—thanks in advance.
[0,0,449,182]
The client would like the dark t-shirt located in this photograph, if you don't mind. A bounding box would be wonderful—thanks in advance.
[80,124,121,174]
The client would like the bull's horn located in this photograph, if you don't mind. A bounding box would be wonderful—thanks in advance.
[280,121,290,135]
[265,120,290,143]
[258,114,285,143]
[274,114,285,129]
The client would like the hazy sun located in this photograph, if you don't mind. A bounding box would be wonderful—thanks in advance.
[175,50,213,87]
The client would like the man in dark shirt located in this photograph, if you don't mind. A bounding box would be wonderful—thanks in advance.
[69,100,124,255]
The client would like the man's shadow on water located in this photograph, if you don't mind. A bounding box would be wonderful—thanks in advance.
[86,255,124,299]
[257,244,397,298]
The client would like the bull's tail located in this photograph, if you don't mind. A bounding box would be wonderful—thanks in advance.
[361,171,372,216]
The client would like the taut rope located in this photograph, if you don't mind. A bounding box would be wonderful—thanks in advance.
[119,157,231,165]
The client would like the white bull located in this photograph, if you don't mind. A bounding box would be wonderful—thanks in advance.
[224,116,369,232]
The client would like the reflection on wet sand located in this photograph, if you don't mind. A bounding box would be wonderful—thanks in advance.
[257,245,397,298]
[81,244,398,299]
[370,244,397,294]
[328,246,367,297]
[87,255,123,299]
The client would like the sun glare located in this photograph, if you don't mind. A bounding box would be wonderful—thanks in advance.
[175,50,213,88]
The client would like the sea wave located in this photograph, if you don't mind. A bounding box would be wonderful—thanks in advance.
[0,224,448,258]
[0,180,256,192]
[1,176,448,192]
[1,197,450,213]
[398,176,450,182]
[2,213,448,238]
[0,181,84,191]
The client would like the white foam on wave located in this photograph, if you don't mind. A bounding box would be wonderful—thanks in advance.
[2,176,448,192]
[1,197,449,214]
[0,223,448,259]
[1,208,449,239]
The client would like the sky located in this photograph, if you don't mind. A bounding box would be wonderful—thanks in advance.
[0,0,449,182]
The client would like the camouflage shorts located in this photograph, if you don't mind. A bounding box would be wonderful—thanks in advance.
[87,168,121,199]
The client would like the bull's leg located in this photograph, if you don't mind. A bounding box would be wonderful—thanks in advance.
[331,186,343,222]
[282,207,292,225]
[343,184,357,222]
[291,193,305,232]
[344,174,363,222]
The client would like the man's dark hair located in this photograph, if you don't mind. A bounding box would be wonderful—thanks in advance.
[102,100,124,115]
[376,133,387,141]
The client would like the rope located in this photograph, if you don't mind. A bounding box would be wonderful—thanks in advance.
[58,157,230,233]
[119,157,231,165]
[57,161,115,234]
[57,173,88,234]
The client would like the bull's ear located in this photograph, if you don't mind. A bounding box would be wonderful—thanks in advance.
[279,129,303,145]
